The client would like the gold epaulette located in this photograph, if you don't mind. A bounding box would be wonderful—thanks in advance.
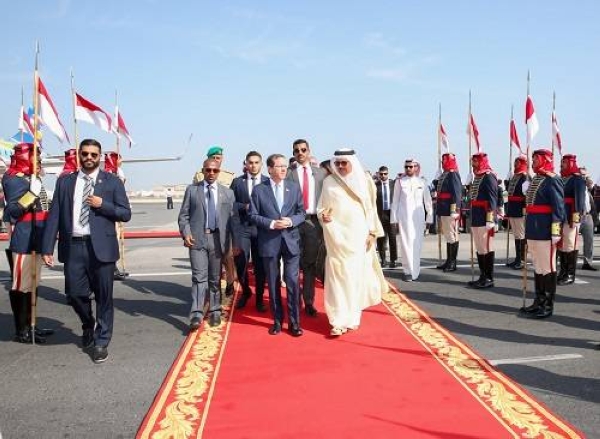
[551,222,561,235]
[450,203,457,214]
[485,211,494,223]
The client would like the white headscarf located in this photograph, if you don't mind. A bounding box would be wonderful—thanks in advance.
[331,148,368,200]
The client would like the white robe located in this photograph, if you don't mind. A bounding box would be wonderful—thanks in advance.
[318,175,387,329]
[391,175,433,280]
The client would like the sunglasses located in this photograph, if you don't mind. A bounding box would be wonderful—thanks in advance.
[379,172,388,175]
[404,165,414,169]
[293,147,308,154]
[80,151,99,158]
[204,168,221,174]
[334,161,349,167]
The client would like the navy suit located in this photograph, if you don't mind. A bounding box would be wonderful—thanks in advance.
[42,170,131,348]
[230,174,269,303]
[249,180,306,327]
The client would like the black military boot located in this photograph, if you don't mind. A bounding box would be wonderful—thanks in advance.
[506,239,521,268]
[556,251,568,283]
[437,243,452,270]
[13,292,46,344]
[475,251,494,289]
[25,292,54,337]
[9,290,22,337]
[444,242,459,272]
[532,273,557,319]
[468,253,486,287]
[558,251,577,285]
[519,273,545,315]
[513,240,526,270]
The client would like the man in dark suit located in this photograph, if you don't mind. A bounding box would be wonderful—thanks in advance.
[375,165,398,268]
[42,139,131,364]
[250,154,306,336]
[178,158,239,331]
[229,151,269,312]
[286,139,325,317]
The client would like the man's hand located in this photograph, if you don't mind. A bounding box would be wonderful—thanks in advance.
[183,234,195,247]
[321,208,332,223]
[42,254,54,267]
[87,195,103,209]
[366,234,376,250]
[30,177,42,196]
[273,219,290,230]
[551,235,561,246]
[485,221,495,230]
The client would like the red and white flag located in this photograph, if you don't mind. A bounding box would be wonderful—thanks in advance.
[113,106,134,146]
[439,123,450,152]
[18,106,34,135]
[75,93,113,133]
[467,113,481,152]
[510,118,522,154]
[525,95,539,145]
[37,76,69,143]
[552,110,562,156]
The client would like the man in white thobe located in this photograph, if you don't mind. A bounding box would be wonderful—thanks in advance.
[391,159,433,281]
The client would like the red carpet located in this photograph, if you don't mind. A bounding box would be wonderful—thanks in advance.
[138,281,583,439]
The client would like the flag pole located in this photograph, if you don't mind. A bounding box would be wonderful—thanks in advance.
[115,90,127,278]
[506,105,514,264]
[70,68,80,167]
[468,90,474,282]
[522,72,531,309]
[30,41,41,345]
[551,91,556,164]
[20,87,25,143]
[437,103,442,262]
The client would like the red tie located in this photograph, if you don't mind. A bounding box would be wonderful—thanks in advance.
[302,166,310,210]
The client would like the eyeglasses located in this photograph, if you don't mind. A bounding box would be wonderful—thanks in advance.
[80,151,99,158]
[272,165,288,169]
[204,168,221,174]
[293,147,307,154]
[334,161,349,167]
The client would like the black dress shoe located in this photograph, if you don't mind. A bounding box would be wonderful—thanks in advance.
[305,304,318,317]
[36,327,54,337]
[389,261,397,269]
[209,314,221,327]
[82,328,94,349]
[235,296,248,309]
[289,325,304,337]
[224,283,234,297]
[189,316,201,331]
[581,262,598,271]
[14,328,46,344]
[268,322,282,335]
[114,270,129,281]
[92,346,108,364]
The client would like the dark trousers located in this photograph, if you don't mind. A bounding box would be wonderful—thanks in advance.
[234,225,265,298]
[299,216,322,307]
[263,242,300,327]
[377,210,398,262]
[166,197,174,209]
[64,239,115,348]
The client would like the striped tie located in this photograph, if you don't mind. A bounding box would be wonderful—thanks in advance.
[80,176,93,227]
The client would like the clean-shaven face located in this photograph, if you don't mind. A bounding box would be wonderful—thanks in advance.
[268,157,288,182]
[246,155,262,176]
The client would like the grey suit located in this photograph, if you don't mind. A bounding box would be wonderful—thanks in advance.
[286,164,326,309]
[178,181,239,320]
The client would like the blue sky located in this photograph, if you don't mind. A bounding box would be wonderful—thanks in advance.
[2,1,599,189]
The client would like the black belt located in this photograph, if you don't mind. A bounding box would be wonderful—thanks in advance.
[205,228,219,234]
[71,235,90,241]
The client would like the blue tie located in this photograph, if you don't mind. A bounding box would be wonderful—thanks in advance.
[275,183,283,212]
[383,183,389,210]
[206,185,217,231]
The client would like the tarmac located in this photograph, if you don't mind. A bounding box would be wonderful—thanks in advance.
[0,201,598,438]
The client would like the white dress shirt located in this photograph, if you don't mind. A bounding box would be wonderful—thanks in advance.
[72,168,100,236]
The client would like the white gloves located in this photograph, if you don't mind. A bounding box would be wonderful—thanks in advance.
[450,212,460,220]
[30,177,42,196]
[485,222,495,230]
[522,180,530,193]
[551,235,561,245]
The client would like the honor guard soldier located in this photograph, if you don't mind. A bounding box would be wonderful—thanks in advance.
[2,143,53,343]
[505,155,528,269]
[60,148,78,176]
[557,154,587,285]
[520,149,565,318]
[435,153,462,272]
[467,152,498,289]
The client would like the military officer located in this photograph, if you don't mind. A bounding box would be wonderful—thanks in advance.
[435,153,462,272]
[505,155,528,269]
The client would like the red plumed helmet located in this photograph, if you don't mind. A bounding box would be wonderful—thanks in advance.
[442,153,459,172]
[471,152,492,176]
[104,151,121,174]
[532,149,554,175]
[61,149,78,176]
[7,143,40,176]
[560,154,579,177]
[514,155,528,174]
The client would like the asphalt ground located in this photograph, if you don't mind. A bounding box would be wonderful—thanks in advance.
[0,202,598,438]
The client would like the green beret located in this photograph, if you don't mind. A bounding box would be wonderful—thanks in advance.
[206,146,223,157]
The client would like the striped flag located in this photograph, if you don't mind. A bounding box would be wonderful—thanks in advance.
[75,93,113,133]
[439,123,450,152]
[525,95,539,145]
[467,113,481,152]
[510,118,522,154]
[113,106,134,146]
[37,76,69,143]
[552,110,562,156]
